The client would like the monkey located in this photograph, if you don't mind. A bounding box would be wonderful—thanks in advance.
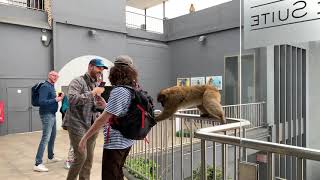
[156,85,226,124]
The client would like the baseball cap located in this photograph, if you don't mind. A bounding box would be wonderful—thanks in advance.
[89,58,108,69]
[114,55,134,68]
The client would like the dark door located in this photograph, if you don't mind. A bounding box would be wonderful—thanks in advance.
[6,87,30,134]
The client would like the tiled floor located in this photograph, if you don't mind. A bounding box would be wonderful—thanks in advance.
[0,130,127,180]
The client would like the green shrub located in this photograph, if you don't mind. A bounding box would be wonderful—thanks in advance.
[175,129,192,137]
[126,158,158,179]
[192,166,231,180]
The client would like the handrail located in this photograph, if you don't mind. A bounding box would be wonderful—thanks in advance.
[195,120,320,161]
[126,11,163,20]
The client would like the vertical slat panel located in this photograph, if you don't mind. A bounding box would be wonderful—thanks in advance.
[280,45,287,178]
[274,45,280,177]
[286,45,292,180]
[292,46,297,180]
[302,49,307,179]
[297,48,302,147]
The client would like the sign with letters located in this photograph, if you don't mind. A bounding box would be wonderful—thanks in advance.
[0,101,4,124]
[244,0,320,49]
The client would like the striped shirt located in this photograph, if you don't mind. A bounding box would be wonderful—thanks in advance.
[103,87,134,149]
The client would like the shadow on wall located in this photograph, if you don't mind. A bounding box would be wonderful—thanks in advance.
[55,55,114,129]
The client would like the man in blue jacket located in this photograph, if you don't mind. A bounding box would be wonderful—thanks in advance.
[33,71,63,172]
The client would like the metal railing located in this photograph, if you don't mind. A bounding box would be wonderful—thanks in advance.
[195,120,320,180]
[125,113,222,180]
[126,11,163,34]
[0,0,45,11]
[179,102,266,129]
[125,102,266,179]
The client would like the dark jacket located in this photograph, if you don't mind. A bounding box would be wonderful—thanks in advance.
[39,80,58,114]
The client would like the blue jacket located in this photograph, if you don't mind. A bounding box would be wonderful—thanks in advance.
[39,81,58,114]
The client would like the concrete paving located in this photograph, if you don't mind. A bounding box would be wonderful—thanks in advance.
[0,130,128,180]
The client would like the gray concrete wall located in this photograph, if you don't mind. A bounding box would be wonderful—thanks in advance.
[164,0,239,41]
[0,4,49,29]
[52,0,126,32]
[53,22,126,70]
[168,28,263,104]
[126,38,171,108]
[307,41,320,180]
[0,22,52,135]
[0,23,52,78]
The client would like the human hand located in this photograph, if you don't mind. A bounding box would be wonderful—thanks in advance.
[55,95,63,102]
[92,87,105,96]
[78,137,87,154]
[95,95,107,109]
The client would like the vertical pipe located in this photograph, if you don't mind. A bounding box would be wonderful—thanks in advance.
[165,120,168,179]
[297,158,303,180]
[268,153,274,180]
[201,140,207,180]
[172,116,175,180]
[213,141,216,180]
[181,117,184,180]
[191,119,194,180]
[160,121,163,178]
[145,135,147,179]
[156,123,159,180]
[242,127,247,161]
[234,129,238,180]
[163,1,166,19]
[222,131,228,180]
[152,128,154,180]
[144,9,147,30]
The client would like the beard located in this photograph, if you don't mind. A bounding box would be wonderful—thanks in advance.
[89,71,102,81]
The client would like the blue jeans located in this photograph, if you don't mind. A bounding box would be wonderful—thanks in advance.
[35,113,56,166]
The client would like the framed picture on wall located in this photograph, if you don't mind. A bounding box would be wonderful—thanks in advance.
[191,77,205,86]
[177,78,190,87]
[206,76,223,90]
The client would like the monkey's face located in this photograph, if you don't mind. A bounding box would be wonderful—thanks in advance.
[157,92,167,107]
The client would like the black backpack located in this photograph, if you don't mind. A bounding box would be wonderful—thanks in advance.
[31,81,45,107]
[110,86,156,140]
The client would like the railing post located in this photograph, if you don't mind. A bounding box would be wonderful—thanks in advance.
[234,129,238,180]
[213,141,216,180]
[242,127,247,161]
[222,131,228,180]
[297,158,303,180]
[268,152,274,180]
[201,140,207,180]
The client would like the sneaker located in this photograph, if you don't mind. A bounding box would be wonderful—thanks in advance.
[47,157,62,164]
[33,164,49,172]
[64,160,72,169]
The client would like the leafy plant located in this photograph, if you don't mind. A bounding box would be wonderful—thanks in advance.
[175,129,192,137]
[126,157,158,179]
[192,166,231,180]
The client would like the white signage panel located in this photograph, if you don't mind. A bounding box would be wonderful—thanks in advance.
[244,0,320,49]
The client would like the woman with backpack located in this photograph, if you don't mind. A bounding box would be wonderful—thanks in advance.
[78,55,138,180]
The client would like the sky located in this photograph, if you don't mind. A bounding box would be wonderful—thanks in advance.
[126,0,232,19]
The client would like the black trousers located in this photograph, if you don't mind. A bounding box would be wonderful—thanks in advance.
[102,147,131,180]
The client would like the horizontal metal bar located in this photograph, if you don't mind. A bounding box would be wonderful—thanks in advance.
[126,11,163,20]
[195,129,320,161]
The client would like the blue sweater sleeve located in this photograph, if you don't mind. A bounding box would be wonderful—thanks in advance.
[38,85,56,106]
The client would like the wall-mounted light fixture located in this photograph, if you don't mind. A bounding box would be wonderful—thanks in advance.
[41,34,52,47]
[198,35,207,44]
[88,29,97,36]
[41,35,48,42]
